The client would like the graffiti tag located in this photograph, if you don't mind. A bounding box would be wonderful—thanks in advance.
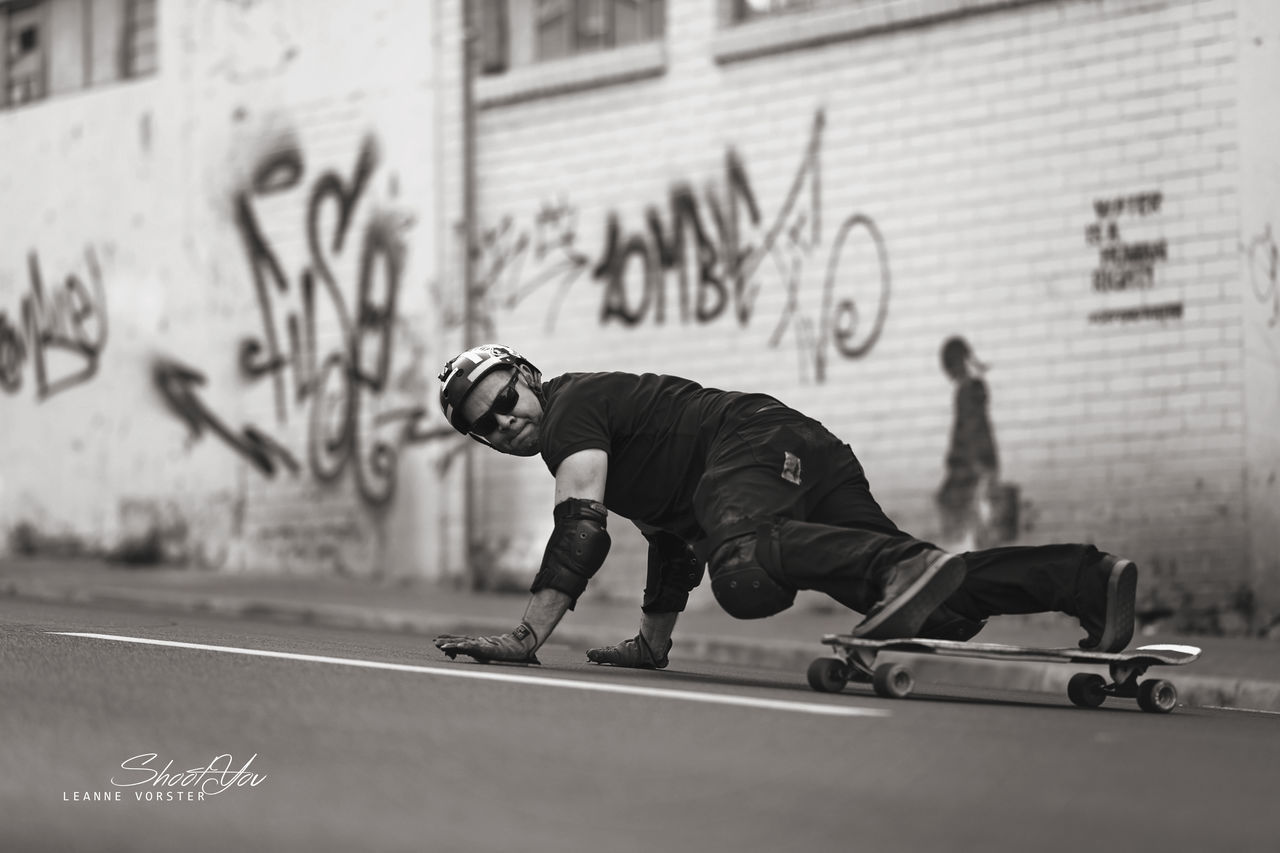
[470,111,891,382]
[0,247,108,400]
[155,133,448,507]
[1243,224,1278,327]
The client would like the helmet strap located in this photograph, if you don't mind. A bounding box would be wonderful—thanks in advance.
[521,364,548,408]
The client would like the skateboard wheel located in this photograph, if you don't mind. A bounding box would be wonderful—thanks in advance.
[1137,679,1178,714]
[1067,673,1107,708]
[807,656,851,693]
[872,663,914,699]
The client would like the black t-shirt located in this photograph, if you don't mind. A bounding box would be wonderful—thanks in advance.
[539,372,779,529]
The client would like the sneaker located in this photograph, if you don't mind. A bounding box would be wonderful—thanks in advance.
[1076,555,1137,653]
[917,602,987,642]
[586,634,671,669]
[853,550,968,639]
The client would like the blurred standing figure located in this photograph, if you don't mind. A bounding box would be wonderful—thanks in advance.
[936,336,1000,551]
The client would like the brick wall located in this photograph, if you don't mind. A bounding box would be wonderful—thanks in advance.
[1237,0,1280,627]
[461,0,1266,623]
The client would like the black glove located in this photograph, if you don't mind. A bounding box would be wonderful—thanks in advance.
[586,633,671,669]
[434,622,541,665]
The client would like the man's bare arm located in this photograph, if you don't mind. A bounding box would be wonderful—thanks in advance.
[553,449,607,505]
[520,450,610,645]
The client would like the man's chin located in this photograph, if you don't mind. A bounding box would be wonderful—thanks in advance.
[507,425,540,456]
[508,444,540,457]
[495,435,539,457]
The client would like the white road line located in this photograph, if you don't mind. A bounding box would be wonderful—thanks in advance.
[49,632,889,719]
[1202,705,1280,717]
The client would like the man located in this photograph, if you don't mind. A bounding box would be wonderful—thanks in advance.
[433,344,1137,669]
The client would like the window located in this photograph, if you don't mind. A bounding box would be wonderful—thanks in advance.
[479,0,664,75]
[714,0,1027,64]
[4,1,47,107]
[123,0,157,78]
[1,0,157,110]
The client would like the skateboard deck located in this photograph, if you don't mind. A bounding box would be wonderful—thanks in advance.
[808,634,1202,714]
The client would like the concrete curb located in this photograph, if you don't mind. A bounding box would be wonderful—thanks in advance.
[7,580,1279,714]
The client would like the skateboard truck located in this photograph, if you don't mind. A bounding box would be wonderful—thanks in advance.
[1066,659,1177,713]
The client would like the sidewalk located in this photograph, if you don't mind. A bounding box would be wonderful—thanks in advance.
[4,556,1279,713]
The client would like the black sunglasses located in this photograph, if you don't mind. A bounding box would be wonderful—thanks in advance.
[467,370,521,437]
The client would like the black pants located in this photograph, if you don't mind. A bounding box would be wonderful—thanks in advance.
[685,408,1098,623]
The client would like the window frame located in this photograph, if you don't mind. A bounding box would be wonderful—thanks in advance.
[122,0,158,80]
[0,0,157,111]
[475,37,666,109]
[2,0,50,109]
[475,0,667,109]
[712,0,1052,65]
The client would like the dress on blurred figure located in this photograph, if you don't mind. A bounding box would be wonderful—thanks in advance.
[936,336,1001,552]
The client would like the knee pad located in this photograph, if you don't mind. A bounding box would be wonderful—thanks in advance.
[641,531,706,614]
[530,498,611,608]
[708,527,796,620]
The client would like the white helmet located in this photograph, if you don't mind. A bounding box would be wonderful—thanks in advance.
[437,343,541,436]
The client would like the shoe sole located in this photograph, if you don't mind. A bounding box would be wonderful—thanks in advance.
[1093,559,1137,653]
[853,553,968,640]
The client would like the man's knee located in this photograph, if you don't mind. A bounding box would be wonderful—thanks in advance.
[708,528,796,620]
[641,530,705,614]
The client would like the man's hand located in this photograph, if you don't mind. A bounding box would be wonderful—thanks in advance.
[434,622,541,665]
[586,633,672,669]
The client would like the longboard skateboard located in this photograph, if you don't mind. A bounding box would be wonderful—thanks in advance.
[808,635,1202,714]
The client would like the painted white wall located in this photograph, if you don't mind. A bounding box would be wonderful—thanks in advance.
[0,0,463,581]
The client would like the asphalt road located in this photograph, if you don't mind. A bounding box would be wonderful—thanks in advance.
[2,597,1277,853]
